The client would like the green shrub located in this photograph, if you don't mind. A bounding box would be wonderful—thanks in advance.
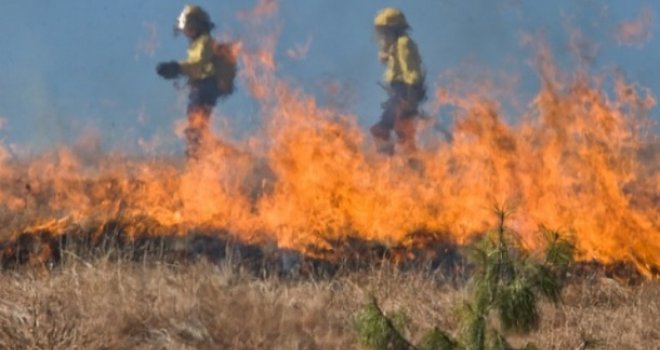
[462,208,574,349]
[356,208,575,350]
[355,297,414,350]
[418,328,460,350]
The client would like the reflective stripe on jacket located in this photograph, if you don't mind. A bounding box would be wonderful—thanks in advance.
[180,34,215,81]
[384,35,423,86]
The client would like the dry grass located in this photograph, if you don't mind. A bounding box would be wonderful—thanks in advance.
[0,258,657,349]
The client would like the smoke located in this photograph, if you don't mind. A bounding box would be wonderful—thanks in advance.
[615,5,654,47]
[135,21,160,60]
[238,0,278,21]
[285,35,312,61]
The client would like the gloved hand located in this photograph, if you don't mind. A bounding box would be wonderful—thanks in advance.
[156,61,181,79]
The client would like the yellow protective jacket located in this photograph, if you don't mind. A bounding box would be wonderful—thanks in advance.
[179,34,216,81]
[383,35,423,86]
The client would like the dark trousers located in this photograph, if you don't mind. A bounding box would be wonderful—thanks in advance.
[370,82,426,154]
[185,77,220,159]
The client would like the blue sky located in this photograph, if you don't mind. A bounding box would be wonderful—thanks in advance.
[0,1,657,155]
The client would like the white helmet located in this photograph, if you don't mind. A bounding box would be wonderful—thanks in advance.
[175,5,214,33]
[177,5,193,31]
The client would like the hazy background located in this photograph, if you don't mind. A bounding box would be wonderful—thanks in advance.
[0,1,657,155]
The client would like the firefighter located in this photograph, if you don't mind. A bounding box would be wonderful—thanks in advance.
[371,7,426,155]
[156,5,236,160]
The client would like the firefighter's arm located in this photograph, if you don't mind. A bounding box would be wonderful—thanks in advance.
[396,37,423,86]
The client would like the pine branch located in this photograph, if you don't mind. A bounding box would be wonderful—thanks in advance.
[356,297,417,350]
[543,230,574,269]
[417,327,460,350]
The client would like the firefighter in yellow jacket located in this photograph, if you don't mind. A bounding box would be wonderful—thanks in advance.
[156,5,235,159]
[371,8,426,154]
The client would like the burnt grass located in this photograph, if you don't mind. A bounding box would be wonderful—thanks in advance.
[0,219,465,280]
[0,218,655,285]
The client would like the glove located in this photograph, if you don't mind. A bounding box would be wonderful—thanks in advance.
[156,61,181,79]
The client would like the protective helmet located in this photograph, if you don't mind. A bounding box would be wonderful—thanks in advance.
[374,7,408,29]
[177,5,214,33]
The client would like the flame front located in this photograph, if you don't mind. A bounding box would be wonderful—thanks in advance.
[0,5,658,276]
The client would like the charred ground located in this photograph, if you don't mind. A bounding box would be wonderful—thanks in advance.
[0,217,655,286]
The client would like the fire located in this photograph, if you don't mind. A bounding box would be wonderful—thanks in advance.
[0,3,658,277]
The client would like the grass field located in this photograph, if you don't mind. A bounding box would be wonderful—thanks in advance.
[0,257,657,349]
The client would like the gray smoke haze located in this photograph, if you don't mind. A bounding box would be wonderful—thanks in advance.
[0,0,657,155]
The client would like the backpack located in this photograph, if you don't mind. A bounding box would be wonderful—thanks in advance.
[211,41,238,96]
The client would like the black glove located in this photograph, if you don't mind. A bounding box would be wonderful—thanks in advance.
[156,61,181,79]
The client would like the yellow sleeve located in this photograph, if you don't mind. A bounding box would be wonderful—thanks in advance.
[179,35,213,79]
[396,36,423,85]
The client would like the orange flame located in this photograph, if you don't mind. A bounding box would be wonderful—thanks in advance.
[0,3,658,276]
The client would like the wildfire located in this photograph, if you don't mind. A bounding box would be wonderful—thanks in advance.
[0,3,658,277]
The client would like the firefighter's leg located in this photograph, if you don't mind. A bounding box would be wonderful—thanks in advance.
[184,105,212,160]
[371,98,397,154]
[394,93,426,172]
[370,121,394,154]
[395,113,424,173]
[185,78,219,160]
[394,84,423,155]
[394,113,417,154]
